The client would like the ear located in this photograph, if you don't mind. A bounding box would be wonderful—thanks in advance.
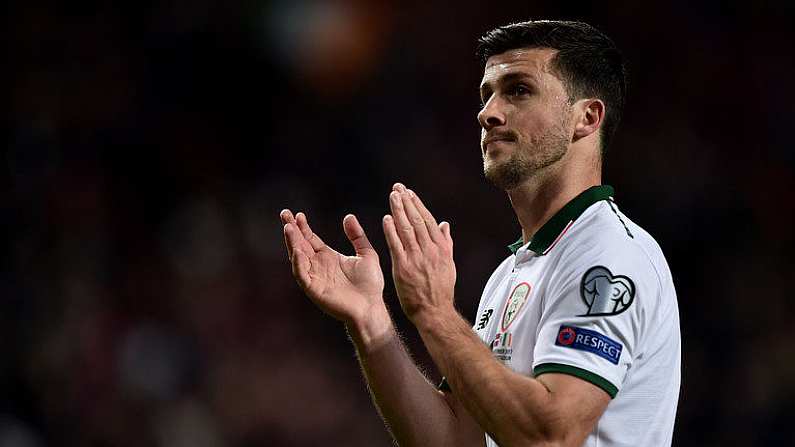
[573,99,605,142]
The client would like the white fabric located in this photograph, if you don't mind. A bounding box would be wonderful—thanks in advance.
[473,200,680,447]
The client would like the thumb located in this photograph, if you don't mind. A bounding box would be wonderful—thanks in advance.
[343,214,377,257]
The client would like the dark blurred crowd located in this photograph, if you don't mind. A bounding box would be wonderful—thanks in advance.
[5,1,795,446]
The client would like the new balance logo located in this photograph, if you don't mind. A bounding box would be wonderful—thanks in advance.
[477,309,493,330]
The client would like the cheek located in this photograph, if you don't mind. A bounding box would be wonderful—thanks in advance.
[511,110,547,136]
[517,104,565,132]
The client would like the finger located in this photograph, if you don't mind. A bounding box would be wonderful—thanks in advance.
[408,190,443,243]
[280,209,297,259]
[284,221,312,257]
[393,182,407,193]
[280,209,296,225]
[291,249,311,290]
[389,190,419,252]
[343,214,377,257]
[401,190,432,246]
[439,221,453,252]
[282,224,294,260]
[285,223,312,287]
[296,212,326,251]
[382,214,406,262]
[439,221,452,242]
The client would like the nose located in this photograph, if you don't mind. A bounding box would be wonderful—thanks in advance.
[477,96,506,130]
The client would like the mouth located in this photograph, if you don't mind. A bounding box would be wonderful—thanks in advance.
[482,135,516,153]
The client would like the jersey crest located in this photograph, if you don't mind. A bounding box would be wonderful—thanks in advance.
[579,266,635,316]
[501,282,531,331]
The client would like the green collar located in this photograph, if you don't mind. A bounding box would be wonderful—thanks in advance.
[508,185,614,255]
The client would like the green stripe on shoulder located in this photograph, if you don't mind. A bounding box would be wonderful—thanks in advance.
[533,363,618,398]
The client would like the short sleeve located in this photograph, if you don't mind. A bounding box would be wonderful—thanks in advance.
[532,242,658,398]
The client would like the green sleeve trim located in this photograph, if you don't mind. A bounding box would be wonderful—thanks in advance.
[438,377,451,392]
[533,363,618,398]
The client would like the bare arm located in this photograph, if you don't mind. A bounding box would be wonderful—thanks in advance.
[416,308,608,446]
[383,185,610,446]
[349,310,484,446]
[280,209,483,446]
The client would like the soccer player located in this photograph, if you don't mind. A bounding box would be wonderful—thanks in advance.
[280,20,680,447]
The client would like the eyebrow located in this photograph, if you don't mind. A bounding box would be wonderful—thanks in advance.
[479,72,538,101]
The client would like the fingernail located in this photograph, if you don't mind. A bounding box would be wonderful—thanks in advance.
[407,189,415,198]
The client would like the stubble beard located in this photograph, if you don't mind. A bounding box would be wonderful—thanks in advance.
[483,124,570,191]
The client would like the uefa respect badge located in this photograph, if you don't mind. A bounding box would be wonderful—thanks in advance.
[555,325,622,365]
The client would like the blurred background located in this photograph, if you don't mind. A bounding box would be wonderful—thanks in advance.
[5,0,795,446]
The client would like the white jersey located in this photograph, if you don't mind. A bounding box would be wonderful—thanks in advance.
[458,185,681,447]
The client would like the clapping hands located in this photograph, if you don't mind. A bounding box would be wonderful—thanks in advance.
[281,183,456,328]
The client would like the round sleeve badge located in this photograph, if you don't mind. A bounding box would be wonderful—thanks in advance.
[579,266,635,316]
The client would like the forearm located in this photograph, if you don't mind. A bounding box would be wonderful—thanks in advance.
[348,304,477,447]
[378,186,605,445]
[414,306,557,446]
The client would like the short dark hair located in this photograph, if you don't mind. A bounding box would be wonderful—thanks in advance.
[477,20,627,153]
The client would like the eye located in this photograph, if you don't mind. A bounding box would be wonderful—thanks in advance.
[509,84,531,97]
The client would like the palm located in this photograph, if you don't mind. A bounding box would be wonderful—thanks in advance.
[282,211,384,324]
[302,246,384,321]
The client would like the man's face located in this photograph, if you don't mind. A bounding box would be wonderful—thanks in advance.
[478,48,574,190]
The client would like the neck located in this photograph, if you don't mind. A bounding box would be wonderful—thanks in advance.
[507,147,601,244]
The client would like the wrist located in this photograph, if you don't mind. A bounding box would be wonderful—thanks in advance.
[347,302,395,354]
[411,302,459,334]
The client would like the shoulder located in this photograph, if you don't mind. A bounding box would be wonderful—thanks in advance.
[550,200,669,302]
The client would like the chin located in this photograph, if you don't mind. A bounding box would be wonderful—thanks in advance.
[484,163,527,191]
